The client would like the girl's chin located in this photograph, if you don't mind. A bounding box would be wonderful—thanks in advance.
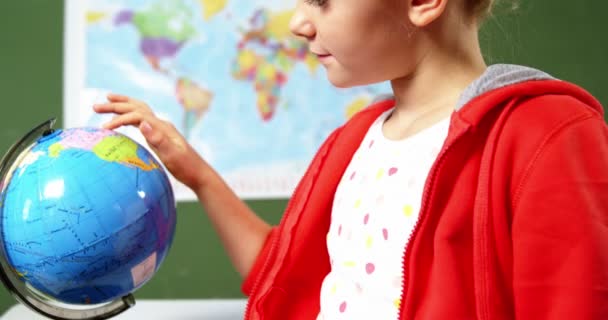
[327,72,384,89]
[327,77,357,89]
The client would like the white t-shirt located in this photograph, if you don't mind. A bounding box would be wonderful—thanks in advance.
[317,109,450,319]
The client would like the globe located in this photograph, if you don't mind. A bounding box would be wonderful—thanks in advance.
[0,119,176,319]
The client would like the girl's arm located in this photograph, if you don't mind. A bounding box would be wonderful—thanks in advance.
[511,114,608,319]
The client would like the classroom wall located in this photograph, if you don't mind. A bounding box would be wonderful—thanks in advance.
[0,0,606,314]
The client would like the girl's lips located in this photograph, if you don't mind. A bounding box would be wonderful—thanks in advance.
[312,51,331,58]
[316,53,333,63]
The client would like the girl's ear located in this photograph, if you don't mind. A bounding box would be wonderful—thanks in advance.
[407,0,449,27]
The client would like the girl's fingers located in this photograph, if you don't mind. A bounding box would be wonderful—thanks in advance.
[94,102,152,115]
[102,112,147,129]
[139,120,165,150]
[93,102,131,114]
[94,95,165,136]
[106,93,149,108]
[140,120,187,163]
[106,93,130,102]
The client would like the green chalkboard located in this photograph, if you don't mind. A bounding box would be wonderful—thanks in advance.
[0,0,606,315]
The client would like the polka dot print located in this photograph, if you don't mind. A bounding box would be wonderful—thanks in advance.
[382,228,389,241]
[365,263,375,274]
[318,109,450,319]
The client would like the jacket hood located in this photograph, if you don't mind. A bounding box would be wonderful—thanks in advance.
[372,64,603,124]
[455,64,604,125]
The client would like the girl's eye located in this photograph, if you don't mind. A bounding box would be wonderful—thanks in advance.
[304,0,328,7]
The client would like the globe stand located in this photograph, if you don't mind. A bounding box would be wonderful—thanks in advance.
[0,118,135,319]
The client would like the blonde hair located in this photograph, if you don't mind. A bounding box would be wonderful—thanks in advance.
[468,0,494,19]
[468,0,518,20]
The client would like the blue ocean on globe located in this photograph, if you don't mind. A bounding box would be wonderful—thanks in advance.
[0,127,176,305]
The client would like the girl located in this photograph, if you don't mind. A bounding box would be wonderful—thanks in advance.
[94,0,608,318]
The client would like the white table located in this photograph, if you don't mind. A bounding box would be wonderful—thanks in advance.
[1,299,247,319]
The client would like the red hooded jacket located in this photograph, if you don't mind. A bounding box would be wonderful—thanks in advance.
[241,67,608,319]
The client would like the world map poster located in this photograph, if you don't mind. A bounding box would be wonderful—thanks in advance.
[64,0,391,200]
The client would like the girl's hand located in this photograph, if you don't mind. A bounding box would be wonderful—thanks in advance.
[93,93,208,191]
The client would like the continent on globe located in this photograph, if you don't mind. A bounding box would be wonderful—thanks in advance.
[232,9,319,121]
[47,128,159,171]
[114,0,196,73]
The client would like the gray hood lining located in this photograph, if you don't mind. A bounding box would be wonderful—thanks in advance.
[455,64,555,110]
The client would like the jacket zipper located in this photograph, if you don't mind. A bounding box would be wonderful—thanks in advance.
[397,126,466,320]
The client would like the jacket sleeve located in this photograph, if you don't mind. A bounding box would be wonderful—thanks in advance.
[511,114,608,319]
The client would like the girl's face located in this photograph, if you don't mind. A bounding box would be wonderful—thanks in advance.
[290,0,423,88]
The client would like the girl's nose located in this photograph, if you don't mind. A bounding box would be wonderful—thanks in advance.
[289,5,315,40]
